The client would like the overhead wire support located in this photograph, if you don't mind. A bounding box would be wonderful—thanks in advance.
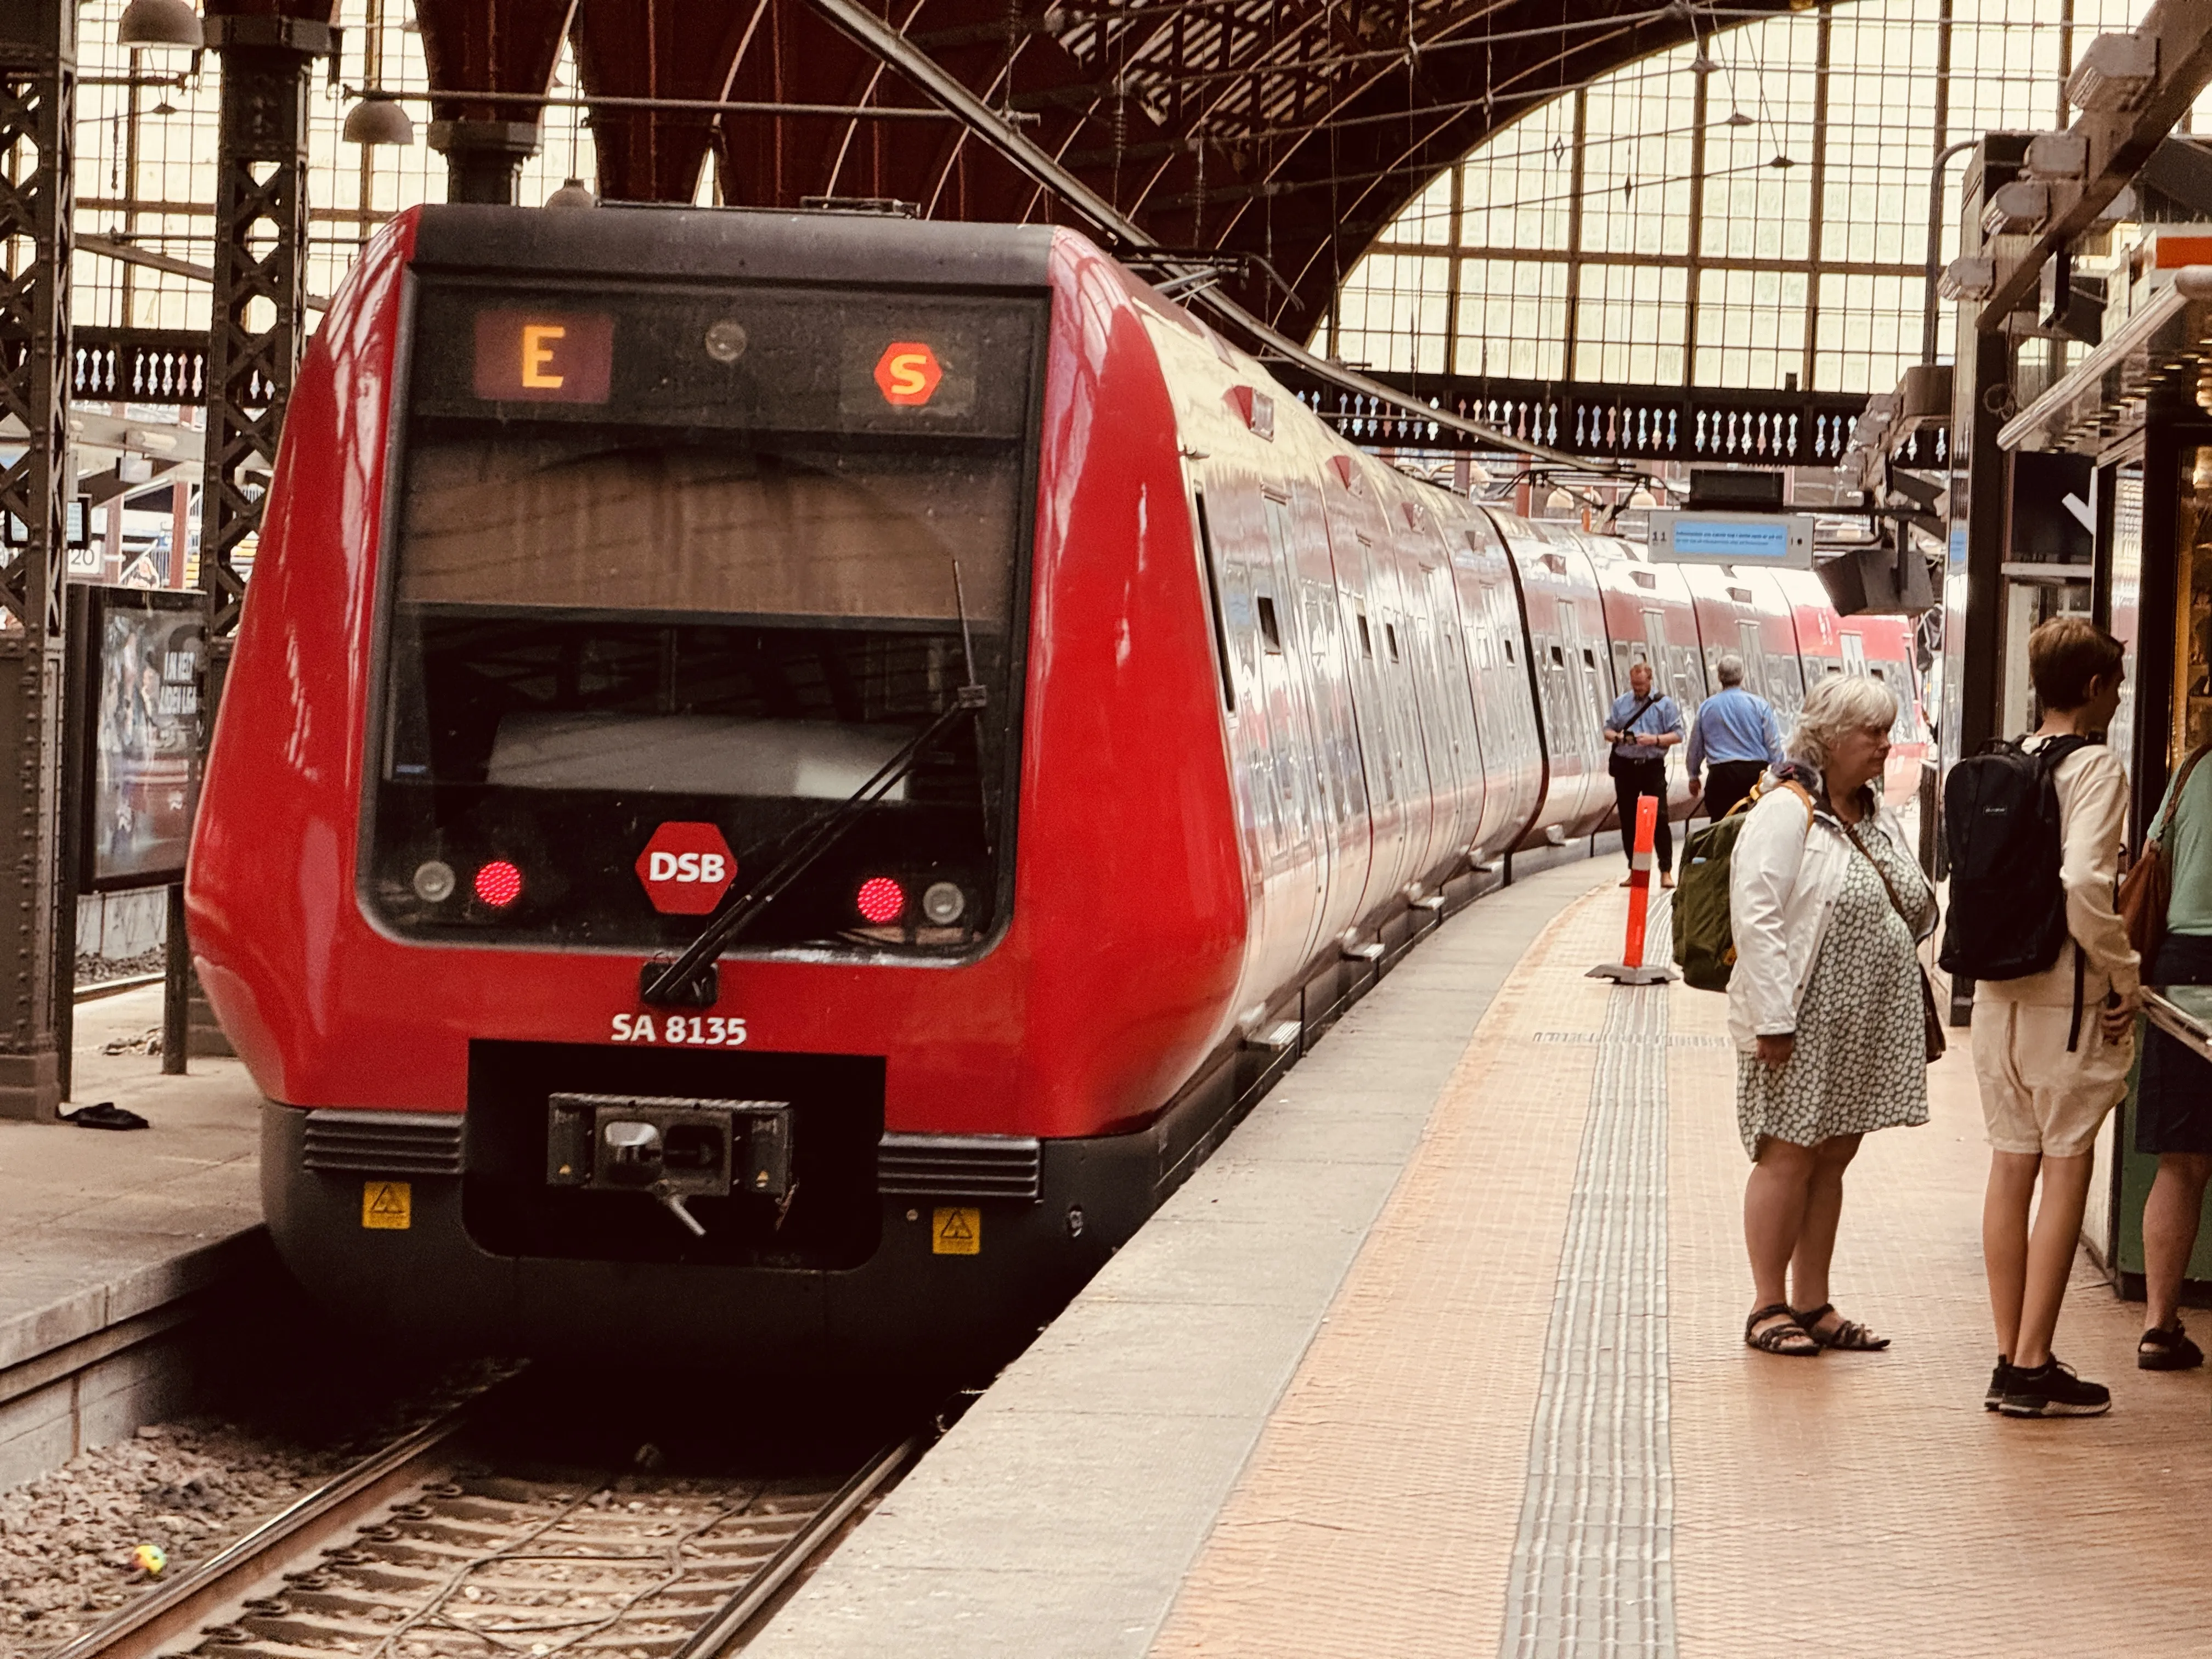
[795,0,1613,471]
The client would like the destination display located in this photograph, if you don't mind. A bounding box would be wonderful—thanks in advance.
[1647,510,1816,570]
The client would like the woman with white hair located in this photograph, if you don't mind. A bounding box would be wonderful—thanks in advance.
[1730,673,1937,1356]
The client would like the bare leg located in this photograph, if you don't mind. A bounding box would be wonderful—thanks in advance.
[1745,1136,1816,1332]
[1983,1150,2042,1362]
[1788,1133,1864,1313]
[2145,1153,2212,1332]
[2012,1150,2095,1370]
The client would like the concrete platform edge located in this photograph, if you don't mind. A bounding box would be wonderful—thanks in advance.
[747,861,1605,1659]
[0,1226,272,1493]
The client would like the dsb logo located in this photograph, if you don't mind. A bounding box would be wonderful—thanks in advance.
[634,822,737,916]
[647,850,727,884]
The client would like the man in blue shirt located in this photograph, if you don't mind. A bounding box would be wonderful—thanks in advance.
[1685,653,1785,820]
[1604,659,1685,886]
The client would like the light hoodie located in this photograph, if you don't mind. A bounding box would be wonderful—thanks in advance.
[1974,736,2140,1006]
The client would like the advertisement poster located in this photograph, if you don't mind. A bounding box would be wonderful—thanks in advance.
[88,597,202,889]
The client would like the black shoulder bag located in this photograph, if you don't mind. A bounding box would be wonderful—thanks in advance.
[1606,692,1661,780]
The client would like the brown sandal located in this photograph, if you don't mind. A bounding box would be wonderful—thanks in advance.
[1793,1303,1889,1351]
[1745,1302,1819,1356]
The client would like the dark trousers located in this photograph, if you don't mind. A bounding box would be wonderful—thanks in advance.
[1703,759,1767,823]
[1612,758,1671,872]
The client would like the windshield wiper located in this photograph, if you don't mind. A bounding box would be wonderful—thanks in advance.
[639,682,988,1007]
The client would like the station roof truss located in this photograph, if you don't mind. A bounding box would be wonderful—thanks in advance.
[427,0,1802,338]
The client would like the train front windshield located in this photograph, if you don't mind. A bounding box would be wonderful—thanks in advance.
[363,279,1043,954]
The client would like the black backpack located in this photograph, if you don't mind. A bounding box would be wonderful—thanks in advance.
[1938,734,2091,982]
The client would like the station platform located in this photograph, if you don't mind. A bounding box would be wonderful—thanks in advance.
[0,986,263,1489]
[753,860,2212,1659]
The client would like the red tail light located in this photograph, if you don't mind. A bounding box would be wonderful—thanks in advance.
[474,860,524,907]
[855,876,905,924]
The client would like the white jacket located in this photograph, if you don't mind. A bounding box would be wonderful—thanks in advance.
[1726,778,1936,1051]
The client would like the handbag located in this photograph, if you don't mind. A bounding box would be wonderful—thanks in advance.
[1842,819,1946,1064]
[2119,743,2211,974]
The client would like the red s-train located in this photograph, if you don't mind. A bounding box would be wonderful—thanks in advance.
[187,204,1925,1374]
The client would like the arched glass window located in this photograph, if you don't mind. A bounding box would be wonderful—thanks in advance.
[1325,0,2186,395]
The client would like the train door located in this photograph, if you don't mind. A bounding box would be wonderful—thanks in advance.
[1736,619,1768,699]
[1424,548,1488,873]
[1283,481,1370,947]
[1373,568,1435,901]
[1259,493,1331,966]
[1463,528,1543,855]
[1321,483,1406,926]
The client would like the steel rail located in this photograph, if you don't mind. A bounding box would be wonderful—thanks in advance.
[795,0,1619,474]
[670,1430,930,1659]
[38,1397,482,1659]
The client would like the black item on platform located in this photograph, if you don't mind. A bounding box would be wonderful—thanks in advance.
[61,1101,149,1130]
[1938,734,2090,981]
[2136,934,2212,1156]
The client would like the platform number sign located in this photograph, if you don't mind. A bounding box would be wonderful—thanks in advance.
[634,821,738,915]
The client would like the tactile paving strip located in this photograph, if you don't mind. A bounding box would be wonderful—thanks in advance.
[1498,977,1675,1658]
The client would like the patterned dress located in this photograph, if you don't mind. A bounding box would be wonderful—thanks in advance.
[1736,813,1930,1158]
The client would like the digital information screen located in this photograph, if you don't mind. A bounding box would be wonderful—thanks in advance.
[1646,510,1816,569]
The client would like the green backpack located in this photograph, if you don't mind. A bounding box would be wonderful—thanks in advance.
[1672,781,1813,991]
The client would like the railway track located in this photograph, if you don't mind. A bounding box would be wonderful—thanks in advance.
[42,1383,927,1659]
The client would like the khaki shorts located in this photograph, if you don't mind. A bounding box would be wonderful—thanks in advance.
[1972,998,2134,1157]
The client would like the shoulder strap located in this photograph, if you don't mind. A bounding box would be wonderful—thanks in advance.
[1841,819,1922,927]
[1735,778,1815,831]
[2155,743,2212,848]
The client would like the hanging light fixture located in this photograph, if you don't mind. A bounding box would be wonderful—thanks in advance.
[1725,109,1753,127]
[116,0,203,48]
[545,178,599,210]
[151,100,177,117]
[1628,486,1658,509]
[1545,485,1576,514]
[342,96,415,147]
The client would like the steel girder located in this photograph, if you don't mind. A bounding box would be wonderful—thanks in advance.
[0,0,72,1119]
[516,0,1797,330]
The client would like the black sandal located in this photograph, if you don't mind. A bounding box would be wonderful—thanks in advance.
[1793,1302,1889,1352]
[2138,1321,2205,1371]
[1745,1302,1819,1356]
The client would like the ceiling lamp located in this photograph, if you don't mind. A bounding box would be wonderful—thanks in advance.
[2067,30,2157,111]
[545,178,599,210]
[1628,486,1658,509]
[1690,54,1716,76]
[1544,485,1576,514]
[1981,178,2050,237]
[1724,109,1753,127]
[1938,256,1996,301]
[1769,154,1797,170]
[116,0,204,48]
[342,96,415,147]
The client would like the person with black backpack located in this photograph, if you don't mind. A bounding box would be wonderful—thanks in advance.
[1948,617,2140,1419]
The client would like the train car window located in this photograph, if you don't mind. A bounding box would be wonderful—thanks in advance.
[1385,622,1401,663]
[1358,613,1374,658]
[1256,595,1284,654]
[1549,645,1564,667]
[1582,648,1596,669]
[365,276,1049,956]
[1194,494,1238,713]
[1504,638,1516,664]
